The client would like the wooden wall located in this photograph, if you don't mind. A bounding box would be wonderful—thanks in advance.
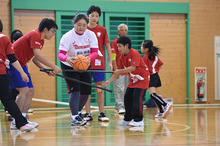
[1,0,220,106]
[150,14,187,103]
[0,0,11,37]
[122,0,220,104]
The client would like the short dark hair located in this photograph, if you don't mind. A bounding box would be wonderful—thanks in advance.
[11,30,23,43]
[72,13,89,24]
[0,19,3,32]
[38,18,58,32]
[117,35,132,49]
[87,5,101,16]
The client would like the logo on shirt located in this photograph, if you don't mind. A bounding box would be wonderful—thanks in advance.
[73,44,90,49]
[97,32,101,37]
[129,58,131,62]
[35,41,42,48]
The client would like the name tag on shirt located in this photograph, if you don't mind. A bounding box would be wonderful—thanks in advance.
[95,59,101,66]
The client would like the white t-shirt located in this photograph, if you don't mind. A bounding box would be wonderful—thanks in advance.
[59,28,98,67]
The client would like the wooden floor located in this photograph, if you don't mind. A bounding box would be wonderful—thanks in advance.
[0,106,220,146]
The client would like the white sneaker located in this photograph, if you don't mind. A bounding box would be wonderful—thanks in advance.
[162,103,173,118]
[27,121,39,128]
[19,124,35,132]
[129,120,144,127]
[118,109,125,114]
[118,120,131,126]
[98,113,109,122]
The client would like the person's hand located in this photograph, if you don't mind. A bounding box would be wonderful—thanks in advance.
[108,63,113,71]
[49,66,62,76]
[86,56,91,66]
[102,81,110,88]
[66,57,75,67]
[20,72,29,82]
[113,70,121,76]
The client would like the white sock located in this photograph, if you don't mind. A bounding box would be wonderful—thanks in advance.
[78,111,82,115]
[71,115,77,120]
[22,113,27,117]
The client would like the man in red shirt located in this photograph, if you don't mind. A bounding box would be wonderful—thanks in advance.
[103,36,150,127]
[7,18,62,128]
[111,24,129,114]
[0,19,35,132]
[84,5,112,122]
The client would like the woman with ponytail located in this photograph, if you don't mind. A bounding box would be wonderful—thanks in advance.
[141,40,172,118]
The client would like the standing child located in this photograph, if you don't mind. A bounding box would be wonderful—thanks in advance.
[0,19,35,132]
[58,13,98,126]
[5,30,24,121]
[102,36,149,127]
[84,5,112,122]
[141,40,172,118]
[111,24,129,114]
[7,18,62,129]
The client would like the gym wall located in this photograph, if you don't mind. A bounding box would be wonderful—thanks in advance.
[0,0,220,108]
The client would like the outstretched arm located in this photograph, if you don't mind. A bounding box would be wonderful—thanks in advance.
[102,66,136,88]
[33,48,62,74]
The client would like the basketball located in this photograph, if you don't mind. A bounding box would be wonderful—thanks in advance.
[72,55,89,70]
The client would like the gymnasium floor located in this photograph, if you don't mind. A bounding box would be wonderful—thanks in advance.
[0,106,220,146]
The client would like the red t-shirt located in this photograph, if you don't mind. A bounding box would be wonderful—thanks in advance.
[143,54,163,75]
[13,30,44,67]
[118,49,150,89]
[111,37,128,75]
[87,24,109,69]
[0,33,14,74]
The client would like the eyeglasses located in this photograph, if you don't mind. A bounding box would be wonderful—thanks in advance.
[49,29,56,34]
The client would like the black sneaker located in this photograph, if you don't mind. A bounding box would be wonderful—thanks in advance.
[71,115,87,126]
[98,112,109,122]
[83,113,93,121]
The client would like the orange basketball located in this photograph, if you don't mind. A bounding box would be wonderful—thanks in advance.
[72,55,89,70]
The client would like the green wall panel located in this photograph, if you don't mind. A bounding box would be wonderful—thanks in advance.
[11,0,190,104]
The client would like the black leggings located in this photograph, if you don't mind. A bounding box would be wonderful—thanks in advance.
[0,74,27,128]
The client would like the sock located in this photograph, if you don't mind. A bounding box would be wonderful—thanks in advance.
[22,113,27,117]
[71,115,77,120]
